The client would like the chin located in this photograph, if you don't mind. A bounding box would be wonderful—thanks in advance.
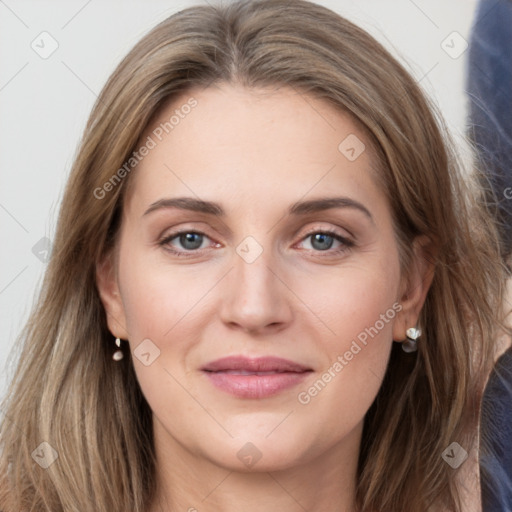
[200,427,319,473]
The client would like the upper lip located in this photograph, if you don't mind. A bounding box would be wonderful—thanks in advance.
[202,356,311,373]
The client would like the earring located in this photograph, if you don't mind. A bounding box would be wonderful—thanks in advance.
[402,327,421,353]
[113,337,124,361]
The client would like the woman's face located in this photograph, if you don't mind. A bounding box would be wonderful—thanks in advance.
[98,83,422,473]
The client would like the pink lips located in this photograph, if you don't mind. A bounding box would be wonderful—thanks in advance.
[202,356,312,399]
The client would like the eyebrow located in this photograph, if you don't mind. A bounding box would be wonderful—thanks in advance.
[143,196,373,222]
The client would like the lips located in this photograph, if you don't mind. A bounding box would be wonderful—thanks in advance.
[202,356,312,398]
[202,356,311,373]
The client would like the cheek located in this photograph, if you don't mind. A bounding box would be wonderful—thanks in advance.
[295,251,400,347]
[118,243,212,344]
[116,245,212,409]
[292,253,401,417]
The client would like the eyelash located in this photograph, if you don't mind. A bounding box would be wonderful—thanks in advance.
[157,228,355,258]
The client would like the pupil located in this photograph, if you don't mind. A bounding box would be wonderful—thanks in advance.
[312,233,333,251]
[181,233,202,250]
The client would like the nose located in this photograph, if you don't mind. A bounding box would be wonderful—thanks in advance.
[219,243,293,335]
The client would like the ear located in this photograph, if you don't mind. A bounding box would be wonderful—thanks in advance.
[392,235,436,342]
[96,250,129,340]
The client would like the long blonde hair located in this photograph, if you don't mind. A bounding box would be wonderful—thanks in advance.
[0,1,508,511]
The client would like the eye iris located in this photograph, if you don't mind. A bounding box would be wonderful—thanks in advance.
[180,232,203,250]
[311,233,333,251]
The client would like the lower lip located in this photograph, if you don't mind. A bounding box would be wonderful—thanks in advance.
[203,371,311,398]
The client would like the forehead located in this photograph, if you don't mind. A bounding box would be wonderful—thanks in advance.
[124,83,385,219]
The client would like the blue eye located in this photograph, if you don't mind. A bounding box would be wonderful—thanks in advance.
[176,232,204,250]
[309,232,336,251]
[159,231,210,254]
[299,230,354,254]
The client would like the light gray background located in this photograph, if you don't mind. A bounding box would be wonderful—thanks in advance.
[0,0,478,399]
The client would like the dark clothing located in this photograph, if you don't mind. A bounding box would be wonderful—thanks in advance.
[479,347,512,512]
[467,0,512,261]
[467,1,512,510]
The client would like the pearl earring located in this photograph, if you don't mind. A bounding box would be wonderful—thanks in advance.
[402,327,421,353]
[112,337,124,361]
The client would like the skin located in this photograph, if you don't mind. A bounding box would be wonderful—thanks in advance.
[97,83,433,512]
